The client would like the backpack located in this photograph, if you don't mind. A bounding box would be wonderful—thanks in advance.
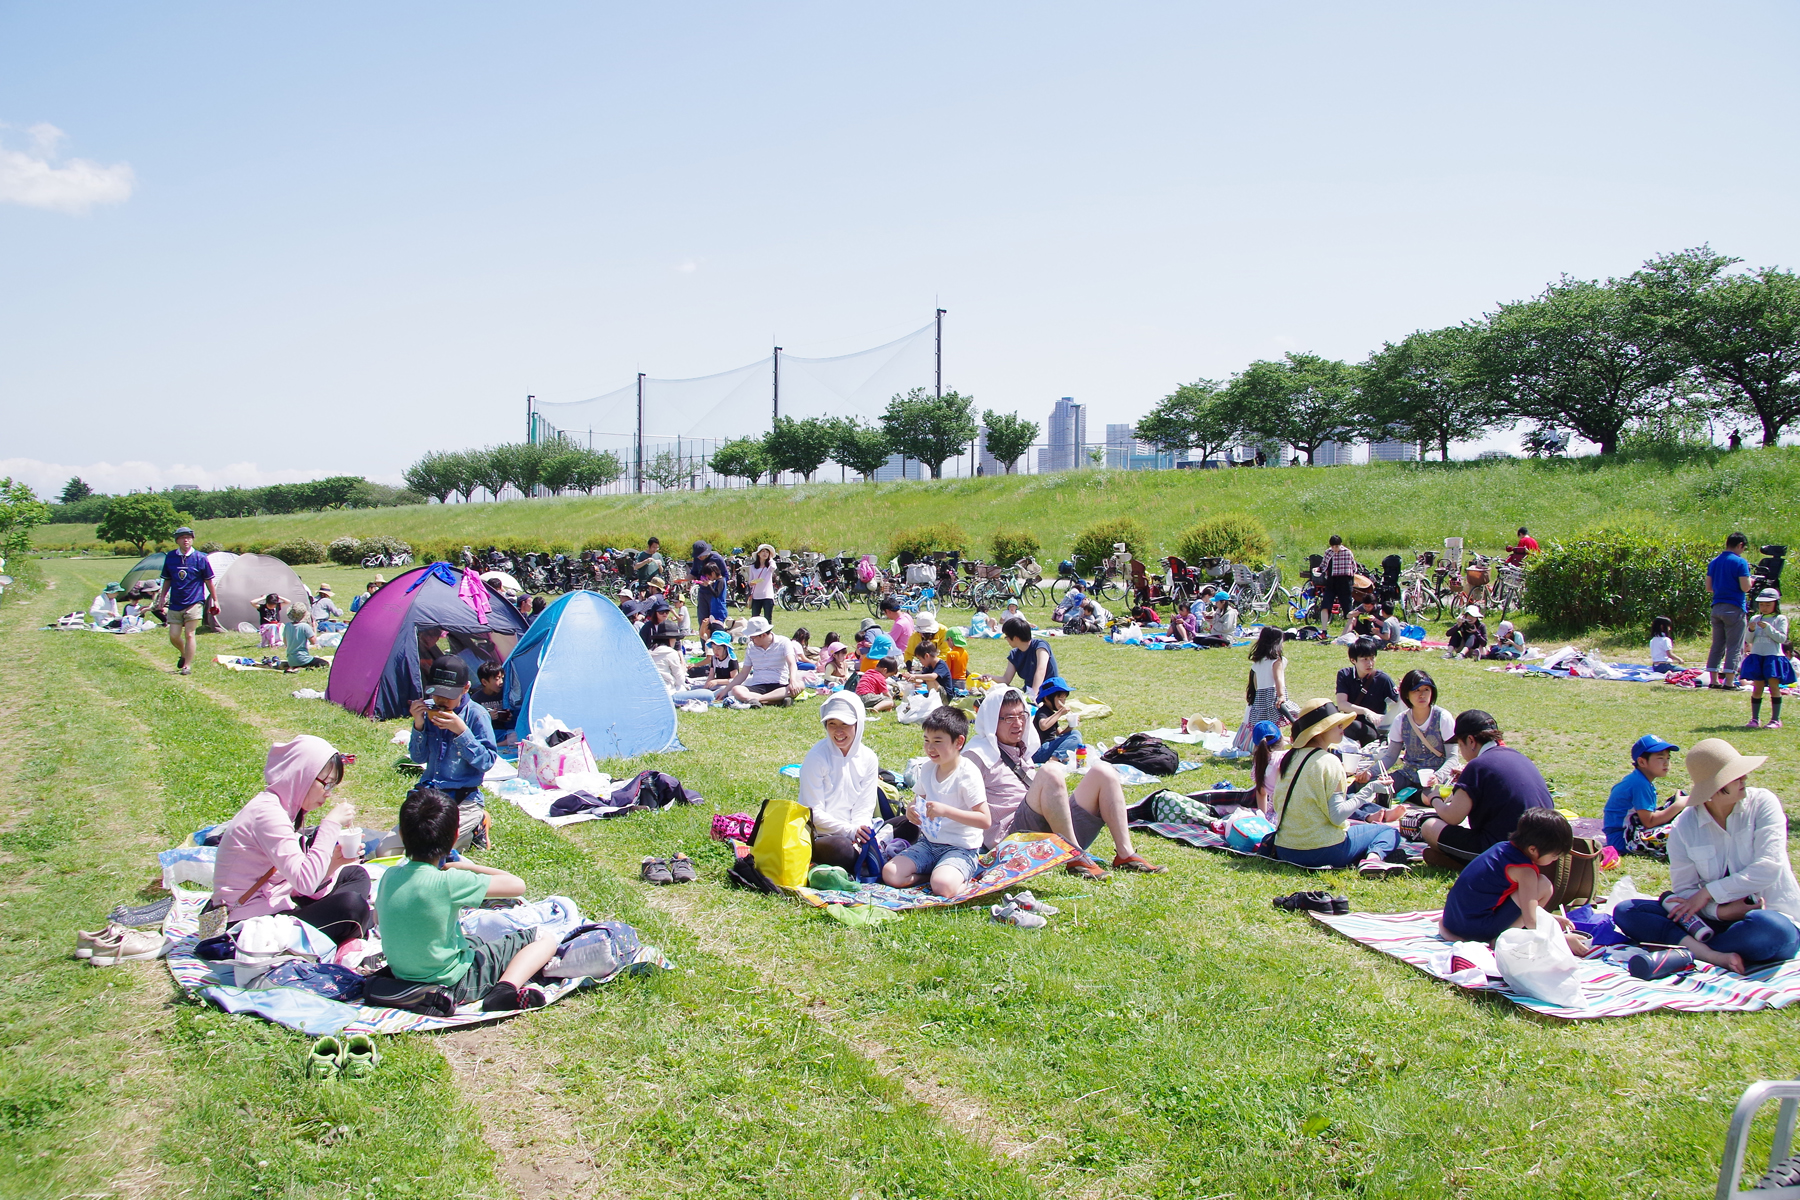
[1101,733,1180,776]
[544,921,642,979]
[747,794,812,889]
[1147,788,1212,824]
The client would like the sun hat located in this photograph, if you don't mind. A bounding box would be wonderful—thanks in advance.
[708,630,732,646]
[1630,734,1679,762]
[654,621,689,643]
[1756,588,1781,603]
[859,617,882,634]
[317,584,333,595]
[103,581,122,594]
[1250,719,1283,747]
[1463,605,1481,618]
[915,611,940,635]
[1496,620,1513,635]
[1686,737,1766,802]
[1288,699,1358,747]
[742,616,773,638]
[1036,676,1072,702]
[371,575,386,584]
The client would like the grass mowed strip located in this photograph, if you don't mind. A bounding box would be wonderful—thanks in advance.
[13,556,1800,1198]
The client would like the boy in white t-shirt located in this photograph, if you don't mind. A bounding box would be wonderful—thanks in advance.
[882,706,990,897]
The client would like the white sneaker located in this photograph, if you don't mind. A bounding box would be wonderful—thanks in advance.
[90,926,164,965]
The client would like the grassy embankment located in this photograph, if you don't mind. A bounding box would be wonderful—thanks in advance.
[7,552,1800,1198]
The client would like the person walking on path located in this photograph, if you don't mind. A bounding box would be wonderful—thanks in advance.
[1707,533,1755,690]
[1320,534,1358,632]
[152,525,220,675]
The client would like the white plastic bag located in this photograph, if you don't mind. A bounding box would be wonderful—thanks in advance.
[1605,875,1643,911]
[1494,908,1583,1006]
[896,690,942,725]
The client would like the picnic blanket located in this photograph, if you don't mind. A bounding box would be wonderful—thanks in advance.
[784,831,1079,910]
[213,654,333,672]
[1130,820,1425,869]
[1311,908,1800,1020]
[162,891,671,1036]
[1490,661,1664,684]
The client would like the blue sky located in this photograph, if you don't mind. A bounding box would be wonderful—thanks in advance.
[2,2,1797,493]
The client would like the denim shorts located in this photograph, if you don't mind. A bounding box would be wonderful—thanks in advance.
[894,838,981,885]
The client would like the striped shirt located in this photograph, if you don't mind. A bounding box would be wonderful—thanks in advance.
[1322,545,1357,577]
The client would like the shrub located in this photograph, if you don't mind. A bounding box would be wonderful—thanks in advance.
[989,528,1040,565]
[1174,513,1274,567]
[888,522,970,561]
[327,536,364,565]
[111,542,139,557]
[267,538,327,565]
[198,540,223,554]
[1069,518,1152,572]
[1524,528,1716,635]
[741,529,784,553]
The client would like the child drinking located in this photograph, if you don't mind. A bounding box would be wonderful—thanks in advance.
[1031,677,1083,764]
[1742,589,1793,728]
[1603,735,1681,855]
[882,707,990,897]
[1648,615,1685,674]
[1440,809,1591,956]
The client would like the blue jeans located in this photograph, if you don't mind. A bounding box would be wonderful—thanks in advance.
[1613,899,1800,965]
[1276,823,1402,868]
[1033,728,1084,764]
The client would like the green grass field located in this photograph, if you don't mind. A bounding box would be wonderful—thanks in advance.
[7,554,1800,1199]
[36,447,1800,575]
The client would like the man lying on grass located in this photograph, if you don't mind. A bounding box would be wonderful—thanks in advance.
[964,686,1164,881]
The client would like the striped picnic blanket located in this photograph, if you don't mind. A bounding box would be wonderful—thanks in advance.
[1312,908,1800,1020]
[787,831,1079,911]
[163,891,671,1036]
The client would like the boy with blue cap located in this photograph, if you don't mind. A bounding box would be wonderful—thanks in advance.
[1603,735,1682,854]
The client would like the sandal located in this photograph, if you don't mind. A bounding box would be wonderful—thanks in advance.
[340,1033,380,1080]
[668,853,698,884]
[307,1036,344,1081]
[640,857,674,886]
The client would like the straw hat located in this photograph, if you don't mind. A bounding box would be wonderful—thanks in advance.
[1288,698,1358,748]
[1685,737,1766,802]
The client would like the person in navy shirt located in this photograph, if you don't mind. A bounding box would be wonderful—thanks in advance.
[1419,710,1554,867]
[152,526,219,675]
[1706,532,1754,689]
[1603,735,1681,854]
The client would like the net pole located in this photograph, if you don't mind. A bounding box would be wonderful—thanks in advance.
[526,394,535,444]
[935,308,945,398]
[773,346,781,426]
[635,373,645,494]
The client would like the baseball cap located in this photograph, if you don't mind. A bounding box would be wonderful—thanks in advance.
[1250,719,1282,747]
[1756,588,1781,603]
[1631,734,1679,761]
[426,656,471,698]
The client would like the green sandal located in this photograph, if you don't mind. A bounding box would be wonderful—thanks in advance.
[307,1036,344,1081]
[340,1033,380,1081]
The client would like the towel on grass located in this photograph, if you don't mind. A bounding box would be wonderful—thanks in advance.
[162,891,670,1036]
[786,832,1079,911]
[1311,908,1800,1020]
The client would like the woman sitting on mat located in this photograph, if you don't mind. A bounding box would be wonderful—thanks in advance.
[798,691,881,870]
[1612,738,1800,975]
[212,735,370,942]
[1268,699,1405,874]
[1381,668,1455,772]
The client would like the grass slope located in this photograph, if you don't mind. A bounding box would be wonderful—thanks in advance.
[44,447,1800,567]
[11,556,1800,1197]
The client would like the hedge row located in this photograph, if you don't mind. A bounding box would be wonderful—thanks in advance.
[1523,529,1719,636]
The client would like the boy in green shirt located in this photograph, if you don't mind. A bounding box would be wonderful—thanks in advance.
[376,787,559,1011]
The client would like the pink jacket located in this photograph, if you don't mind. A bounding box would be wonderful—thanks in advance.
[213,735,343,920]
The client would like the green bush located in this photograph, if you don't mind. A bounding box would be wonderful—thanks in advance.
[1524,528,1716,635]
[740,529,785,553]
[1069,518,1152,572]
[267,538,327,566]
[989,529,1040,566]
[327,536,364,565]
[198,540,223,554]
[1174,513,1274,567]
[888,522,970,561]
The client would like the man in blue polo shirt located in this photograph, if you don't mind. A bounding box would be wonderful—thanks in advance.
[1706,532,1754,689]
[152,526,219,675]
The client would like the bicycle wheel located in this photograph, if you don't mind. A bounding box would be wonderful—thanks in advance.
[1020,584,1044,609]
[1268,586,1290,616]
[833,589,849,610]
[1095,578,1123,602]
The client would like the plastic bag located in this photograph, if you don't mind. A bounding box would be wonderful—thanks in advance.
[1605,875,1643,910]
[1494,908,1583,1006]
[896,690,942,725]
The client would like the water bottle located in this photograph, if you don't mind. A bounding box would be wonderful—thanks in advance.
[1662,892,1714,943]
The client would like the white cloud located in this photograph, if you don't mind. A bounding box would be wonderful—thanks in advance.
[0,123,135,214]
[673,258,699,273]
[0,459,401,500]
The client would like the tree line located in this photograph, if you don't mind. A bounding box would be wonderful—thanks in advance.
[1136,247,1800,461]
[46,475,422,524]
[402,443,625,503]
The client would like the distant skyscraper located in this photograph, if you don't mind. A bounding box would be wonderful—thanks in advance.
[873,452,924,482]
[977,426,1000,476]
[1313,440,1357,466]
[1044,396,1086,471]
[1370,439,1421,463]
[1105,423,1136,469]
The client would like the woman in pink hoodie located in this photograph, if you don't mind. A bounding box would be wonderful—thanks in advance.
[212,735,371,941]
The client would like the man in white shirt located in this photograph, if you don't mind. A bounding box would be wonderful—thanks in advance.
[718,616,802,707]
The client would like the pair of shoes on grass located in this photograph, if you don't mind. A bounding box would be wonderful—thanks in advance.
[308,1033,380,1081]
[641,853,698,886]
[1273,890,1348,915]
[480,980,549,1012]
[74,923,164,965]
[990,899,1048,929]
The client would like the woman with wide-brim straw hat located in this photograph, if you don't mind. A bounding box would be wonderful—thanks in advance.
[1612,738,1800,975]
[1267,699,1407,874]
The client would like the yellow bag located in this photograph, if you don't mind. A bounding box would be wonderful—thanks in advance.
[750,794,813,889]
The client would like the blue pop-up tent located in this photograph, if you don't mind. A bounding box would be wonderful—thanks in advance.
[504,591,679,760]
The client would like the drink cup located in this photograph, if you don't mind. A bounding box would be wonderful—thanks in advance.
[338,827,364,858]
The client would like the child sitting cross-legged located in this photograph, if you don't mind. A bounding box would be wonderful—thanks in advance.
[1440,808,1592,957]
[1603,735,1682,857]
[377,787,561,1012]
[882,707,990,897]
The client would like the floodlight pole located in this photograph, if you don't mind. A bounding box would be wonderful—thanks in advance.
[635,373,645,494]
[773,347,781,426]
[526,394,535,444]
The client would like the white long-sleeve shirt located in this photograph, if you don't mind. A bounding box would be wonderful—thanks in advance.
[797,692,880,838]
[1667,787,1800,921]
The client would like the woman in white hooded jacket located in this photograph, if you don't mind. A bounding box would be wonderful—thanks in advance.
[798,691,881,869]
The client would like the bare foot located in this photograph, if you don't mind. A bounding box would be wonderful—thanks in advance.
[1691,942,1747,974]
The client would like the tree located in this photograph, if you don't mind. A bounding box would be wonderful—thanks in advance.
[1134,380,1237,463]
[445,449,482,503]
[488,442,547,499]
[709,437,770,485]
[59,477,93,505]
[1360,326,1503,461]
[829,418,892,481]
[979,410,1039,473]
[1472,275,1687,455]
[0,478,51,560]
[567,447,624,494]
[761,416,836,481]
[880,388,979,479]
[402,451,461,503]
[644,449,685,491]
[95,492,185,554]
[1227,354,1362,464]
[1630,247,1800,447]
[467,447,511,502]
[539,448,584,495]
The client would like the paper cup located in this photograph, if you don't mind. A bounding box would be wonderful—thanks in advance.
[338,827,363,857]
